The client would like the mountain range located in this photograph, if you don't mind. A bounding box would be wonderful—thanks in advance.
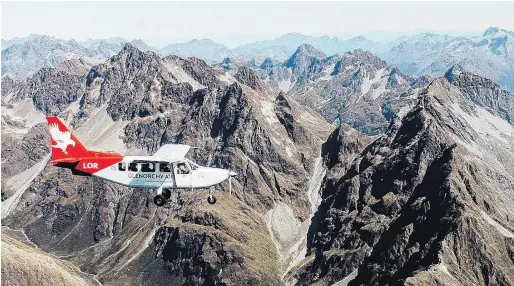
[383,27,514,92]
[220,44,432,135]
[2,38,514,285]
[3,27,513,92]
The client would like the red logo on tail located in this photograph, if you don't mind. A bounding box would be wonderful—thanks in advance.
[46,116,89,163]
[48,123,76,155]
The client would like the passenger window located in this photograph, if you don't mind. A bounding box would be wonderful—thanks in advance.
[128,163,138,172]
[159,163,171,173]
[141,162,155,173]
[176,163,190,174]
[118,162,126,171]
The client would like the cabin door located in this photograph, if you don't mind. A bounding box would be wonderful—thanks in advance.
[173,162,192,188]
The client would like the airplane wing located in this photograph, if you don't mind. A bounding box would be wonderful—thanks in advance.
[153,144,191,162]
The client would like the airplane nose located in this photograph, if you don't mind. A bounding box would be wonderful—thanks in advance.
[229,171,237,176]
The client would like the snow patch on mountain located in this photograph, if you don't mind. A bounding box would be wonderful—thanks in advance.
[359,68,386,101]
[316,63,337,82]
[278,80,295,92]
[260,100,281,125]
[162,60,205,90]
[332,269,358,286]
[371,77,387,100]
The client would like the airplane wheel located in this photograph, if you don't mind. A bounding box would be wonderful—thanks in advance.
[154,195,166,206]
[207,195,217,205]
[162,189,172,200]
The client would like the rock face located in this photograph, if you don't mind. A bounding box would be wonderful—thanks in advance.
[290,69,514,285]
[234,66,264,92]
[1,44,333,285]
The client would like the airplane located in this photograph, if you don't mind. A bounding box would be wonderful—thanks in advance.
[46,116,237,206]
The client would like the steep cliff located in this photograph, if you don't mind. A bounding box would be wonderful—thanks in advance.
[291,70,514,285]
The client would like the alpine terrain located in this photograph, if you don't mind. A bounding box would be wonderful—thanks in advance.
[1,39,514,286]
[288,65,514,285]
[2,43,333,285]
[221,44,431,135]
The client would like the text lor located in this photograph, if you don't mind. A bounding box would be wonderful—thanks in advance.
[82,162,99,169]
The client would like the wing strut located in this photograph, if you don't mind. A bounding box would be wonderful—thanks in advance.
[229,175,232,196]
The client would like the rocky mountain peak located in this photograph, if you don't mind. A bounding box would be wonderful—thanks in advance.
[444,64,500,89]
[294,44,326,59]
[260,57,275,70]
[219,57,243,72]
[483,26,502,37]
[443,65,514,124]
[234,66,263,91]
[280,32,308,42]
[443,64,464,81]
[130,39,146,45]
[121,41,139,53]
[274,91,295,138]
[346,49,386,65]
[285,44,326,77]
[1,35,104,79]
[129,39,154,52]
[321,124,371,171]
[191,38,215,45]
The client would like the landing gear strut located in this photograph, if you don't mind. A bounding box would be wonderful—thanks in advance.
[154,188,172,206]
[207,187,217,204]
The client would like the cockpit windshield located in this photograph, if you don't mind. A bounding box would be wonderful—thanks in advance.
[185,159,199,170]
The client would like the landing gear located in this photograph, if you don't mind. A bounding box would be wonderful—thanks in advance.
[207,195,217,204]
[154,188,172,206]
[207,187,217,204]
[162,188,172,200]
[154,195,166,206]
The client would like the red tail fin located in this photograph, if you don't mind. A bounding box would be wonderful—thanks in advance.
[46,116,89,163]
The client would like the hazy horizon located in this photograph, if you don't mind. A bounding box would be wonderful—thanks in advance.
[2,1,513,48]
[0,28,497,49]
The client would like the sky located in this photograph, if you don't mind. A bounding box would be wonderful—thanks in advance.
[2,1,514,48]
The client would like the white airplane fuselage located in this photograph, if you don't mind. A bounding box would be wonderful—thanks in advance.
[88,156,234,189]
